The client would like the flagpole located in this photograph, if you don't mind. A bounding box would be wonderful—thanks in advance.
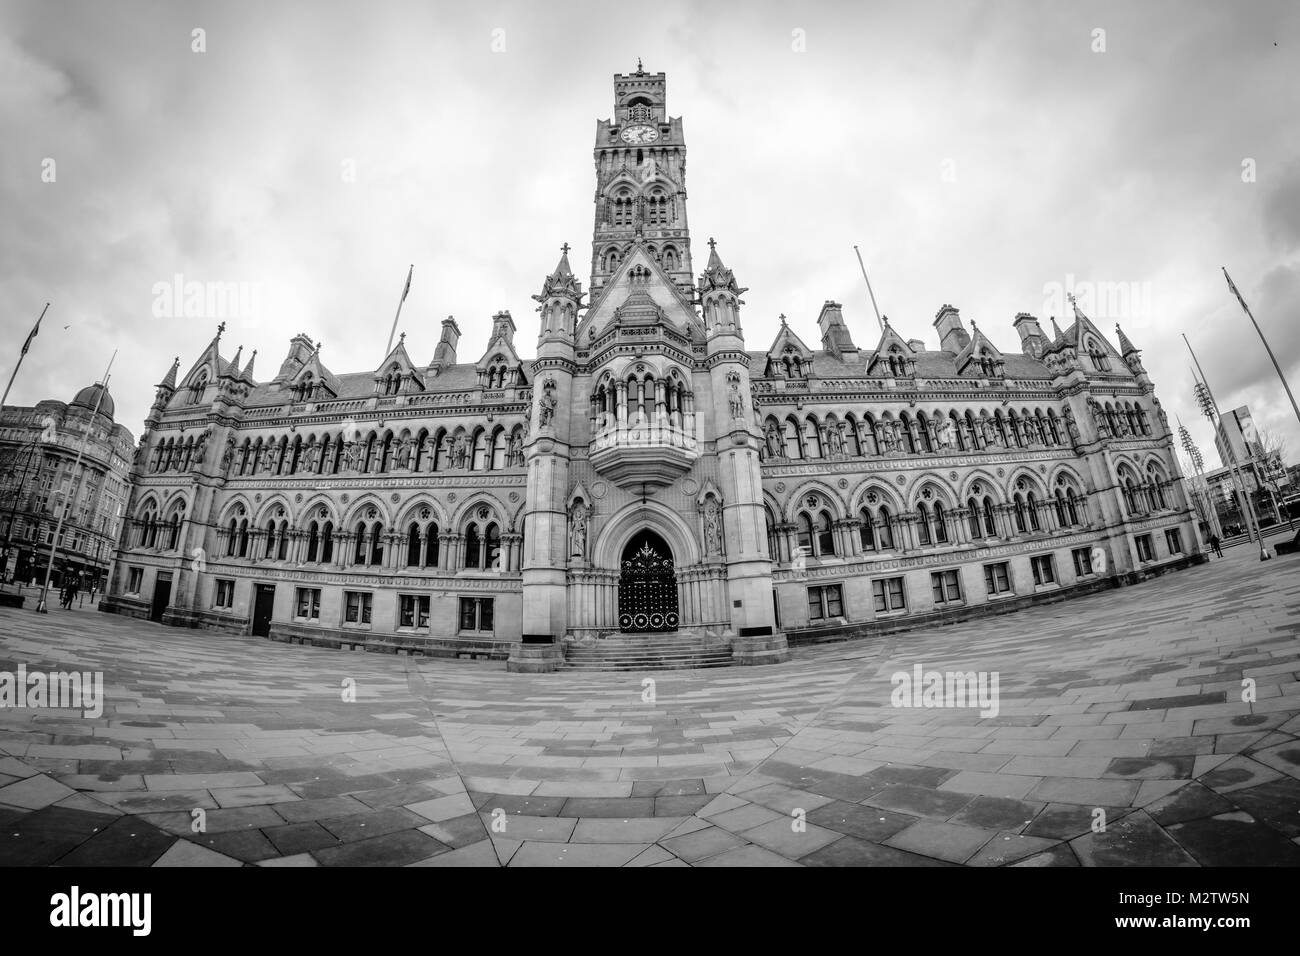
[853,246,885,334]
[1,303,49,409]
[384,265,414,359]
[1224,267,1300,431]
[36,350,116,612]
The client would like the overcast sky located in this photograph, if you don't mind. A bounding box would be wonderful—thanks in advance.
[2,0,1298,469]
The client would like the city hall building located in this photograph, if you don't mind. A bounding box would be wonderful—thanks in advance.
[101,68,1203,667]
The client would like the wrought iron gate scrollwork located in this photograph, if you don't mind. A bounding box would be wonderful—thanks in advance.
[617,532,679,633]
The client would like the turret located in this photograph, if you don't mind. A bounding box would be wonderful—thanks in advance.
[532,245,584,347]
[697,237,747,336]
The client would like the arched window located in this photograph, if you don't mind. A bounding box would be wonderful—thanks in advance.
[277,519,289,560]
[933,502,948,543]
[917,503,933,546]
[465,523,481,569]
[796,513,813,555]
[226,518,237,556]
[983,497,997,537]
[407,523,421,567]
[490,429,507,470]
[237,519,249,558]
[765,509,779,561]
[1027,492,1041,532]
[369,521,384,565]
[784,419,803,460]
[306,521,320,563]
[1066,489,1080,525]
[353,520,368,564]
[425,523,440,567]
[844,417,862,456]
[814,510,835,556]
[264,520,277,558]
[1054,490,1068,527]
[1013,494,1028,534]
[859,508,877,551]
[321,522,334,563]
[967,497,982,538]
[803,419,823,458]
[900,415,917,454]
[878,506,896,549]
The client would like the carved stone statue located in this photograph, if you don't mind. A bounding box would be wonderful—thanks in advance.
[193,428,211,466]
[1090,401,1110,438]
[1063,407,1080,443]
[827,425,845,456]
[880,423,897,454]
[569,503,588,558]
[538,379,558,428]
[765,424,781,458]
[453,436,468,468]
[936,420,954,449]
[220,438,234,474]
[728,382,744,420]
[703,499,722,554]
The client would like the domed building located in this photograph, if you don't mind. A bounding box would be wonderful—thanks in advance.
[0,381,135,592]
[100,68,1202,667]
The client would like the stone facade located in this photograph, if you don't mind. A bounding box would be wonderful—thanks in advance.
[0,384,134,591]
[101,67,1203,653]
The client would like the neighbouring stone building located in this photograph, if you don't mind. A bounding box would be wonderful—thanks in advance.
[0,383,134,591]
[100,67,1203,666]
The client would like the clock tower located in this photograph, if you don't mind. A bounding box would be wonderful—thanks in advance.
[590,64,695,300]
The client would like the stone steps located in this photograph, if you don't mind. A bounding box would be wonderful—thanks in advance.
[562,632,734,671]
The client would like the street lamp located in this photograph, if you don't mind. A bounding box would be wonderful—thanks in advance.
[1177,419,1220,540]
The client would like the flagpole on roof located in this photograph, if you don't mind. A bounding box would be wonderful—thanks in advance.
[853,246,885,335]
[1,303,49,409]
[1223,266,1300,432]
[384,265,414,360]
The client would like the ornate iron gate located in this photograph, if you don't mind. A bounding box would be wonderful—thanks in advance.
[618,531,680,632]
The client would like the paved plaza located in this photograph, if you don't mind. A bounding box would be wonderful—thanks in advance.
[1,546,1298,867]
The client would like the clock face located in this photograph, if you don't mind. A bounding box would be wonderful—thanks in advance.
[621,124,659,144]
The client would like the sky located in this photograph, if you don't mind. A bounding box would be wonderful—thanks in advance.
[2,0,1299,470]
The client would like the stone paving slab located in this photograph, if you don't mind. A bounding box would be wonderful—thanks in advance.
[1,543,1298,865]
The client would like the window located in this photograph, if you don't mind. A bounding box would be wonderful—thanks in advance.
[984,562,1012,596]
[1071,547,1094,577]
[930,570,963,605]
[1031,555,1056,586]
[459,597,495,633]
[1165,529,1183,554]
[127,567,143,594]
[872,576,906,613]
[214,579,235,609]
[344,591,373,625]
[806,584,844,622]
[295,587,321,620]
[1135,533,1155,562]
[400,594,431,629]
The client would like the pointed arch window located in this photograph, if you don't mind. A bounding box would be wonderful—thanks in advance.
[859,508,877,551]
[917,503,933,546]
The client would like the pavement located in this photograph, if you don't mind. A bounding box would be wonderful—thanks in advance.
[1,545,1298,867]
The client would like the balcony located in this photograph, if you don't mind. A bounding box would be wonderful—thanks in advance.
[588,410,699,488]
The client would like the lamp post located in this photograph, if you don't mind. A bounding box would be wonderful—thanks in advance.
[1186,334,1270,560]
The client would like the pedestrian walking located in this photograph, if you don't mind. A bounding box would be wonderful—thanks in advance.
[1209,533,1222,558]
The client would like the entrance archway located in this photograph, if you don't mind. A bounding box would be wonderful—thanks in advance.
[618,530,679,633]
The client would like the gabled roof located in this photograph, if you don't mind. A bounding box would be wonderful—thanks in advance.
[289,346,342,397]
[865,319,918,374]
[375,335,425,391]
[953,322,1004,375]
[578,241,702,341]
[765,315,814,358]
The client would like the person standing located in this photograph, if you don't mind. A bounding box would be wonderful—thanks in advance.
[1209,533,1223,558]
